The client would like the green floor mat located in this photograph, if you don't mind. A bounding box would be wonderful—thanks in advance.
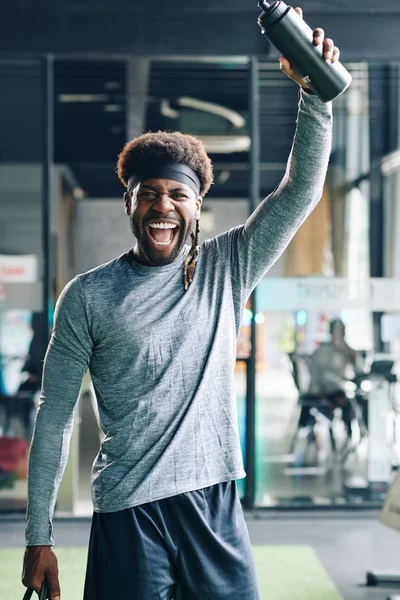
[253,546,342,600]
[1,546,342,599]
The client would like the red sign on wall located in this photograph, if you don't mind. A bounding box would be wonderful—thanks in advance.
[0,255,38,283]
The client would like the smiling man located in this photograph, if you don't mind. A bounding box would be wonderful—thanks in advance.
[121,135,209,288]
[22,9,338,600]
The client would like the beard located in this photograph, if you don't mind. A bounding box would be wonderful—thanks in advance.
[130,215,196,267]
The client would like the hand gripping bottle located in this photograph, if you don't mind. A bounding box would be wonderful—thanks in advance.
[258,1,352,102]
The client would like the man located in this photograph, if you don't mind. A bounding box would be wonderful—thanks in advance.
[22,8,338,599]
[307,319,361,441]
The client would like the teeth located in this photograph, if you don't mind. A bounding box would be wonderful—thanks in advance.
[149,223,177,229]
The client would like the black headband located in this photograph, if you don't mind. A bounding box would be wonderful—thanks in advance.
[127,162,201,195]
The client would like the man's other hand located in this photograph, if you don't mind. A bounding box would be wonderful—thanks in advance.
[22,546,60,600]
[279,7,341,91]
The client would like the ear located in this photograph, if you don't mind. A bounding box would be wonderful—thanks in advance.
[124,191,131,215]
[195,196,203,220]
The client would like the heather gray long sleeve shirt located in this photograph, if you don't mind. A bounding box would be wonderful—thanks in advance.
[26,90,332,546]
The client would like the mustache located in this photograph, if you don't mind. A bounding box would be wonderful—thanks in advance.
[142,215,182,227]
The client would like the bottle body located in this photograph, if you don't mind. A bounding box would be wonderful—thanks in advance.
[258,1,352,102]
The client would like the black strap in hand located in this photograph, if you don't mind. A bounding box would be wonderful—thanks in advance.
[23,581,49,600]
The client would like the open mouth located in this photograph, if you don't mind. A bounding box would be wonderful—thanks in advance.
[146,222,180,248]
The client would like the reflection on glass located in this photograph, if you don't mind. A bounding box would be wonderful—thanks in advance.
[0,310,42,505]
[0,59,44,511]
[251,63,400,508]
[254,307,400,507]
[235,363,246,500]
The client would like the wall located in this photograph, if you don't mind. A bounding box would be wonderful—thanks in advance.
[74,197,251,274]
[2,2,400,60]
[74,199,132,275]
[0,165,42,256]
[0,164,43,310]
[202,199,285,277]
[0,60,42,162]
[0,174,289,301]
[73,196,286,277]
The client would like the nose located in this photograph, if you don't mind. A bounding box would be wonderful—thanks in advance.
[152,193,175,213]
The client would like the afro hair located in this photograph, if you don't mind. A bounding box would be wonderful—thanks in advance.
[117,131,214,197]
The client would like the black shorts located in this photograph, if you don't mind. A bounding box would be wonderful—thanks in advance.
[83,481,260,600]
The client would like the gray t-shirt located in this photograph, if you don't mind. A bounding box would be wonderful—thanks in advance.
[26,90,332,546]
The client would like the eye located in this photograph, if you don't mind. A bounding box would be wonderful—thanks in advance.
[173,193,188,199]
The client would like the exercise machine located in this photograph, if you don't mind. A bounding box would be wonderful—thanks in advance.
[365,357,400,595]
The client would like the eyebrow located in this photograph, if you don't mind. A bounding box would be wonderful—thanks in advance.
[139,184,189,193]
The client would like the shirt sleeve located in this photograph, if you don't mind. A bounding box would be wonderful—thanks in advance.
[25,276,93,546]
[230,88,333,303]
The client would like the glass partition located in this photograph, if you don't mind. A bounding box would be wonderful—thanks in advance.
[2,56,399,517]
[254,63,400,508]
[0,59,44,511]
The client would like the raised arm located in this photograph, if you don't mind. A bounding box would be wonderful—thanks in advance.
[231,88,332,298]
[230,8,336,301]
[22,277,93,597]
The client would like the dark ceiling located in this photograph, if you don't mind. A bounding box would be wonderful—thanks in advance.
[1,0,400,58]
[54,58,300,199]
[1,0,398,201]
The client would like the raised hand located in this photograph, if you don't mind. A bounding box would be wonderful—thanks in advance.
[279,7,340,91]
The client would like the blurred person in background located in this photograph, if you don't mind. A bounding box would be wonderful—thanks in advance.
[307,319,361,442]
[22,9,339,600]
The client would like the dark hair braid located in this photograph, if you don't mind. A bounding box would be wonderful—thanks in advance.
[183,219,200,291]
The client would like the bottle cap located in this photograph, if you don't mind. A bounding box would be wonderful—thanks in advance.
[258,1,288,29]
[258,0,271,8]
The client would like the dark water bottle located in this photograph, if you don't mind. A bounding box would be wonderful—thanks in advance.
[258,1,352,102]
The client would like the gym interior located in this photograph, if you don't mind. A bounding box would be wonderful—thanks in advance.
[1,1,400,598]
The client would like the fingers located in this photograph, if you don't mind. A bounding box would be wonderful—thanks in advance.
[22,546,60,599]
[313,27,325,46]
[294,6,303,19]
[279,56,292,74]
[293,10,341,65]
[45,553,60,600]
[298,8,340,64]
[22,548,43,593]
[332,46,340,63]
[279,56,309,90]
[22,574,45,595]
[46,569,61,600]
[313,28,339,63]
[322,37,335,61]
